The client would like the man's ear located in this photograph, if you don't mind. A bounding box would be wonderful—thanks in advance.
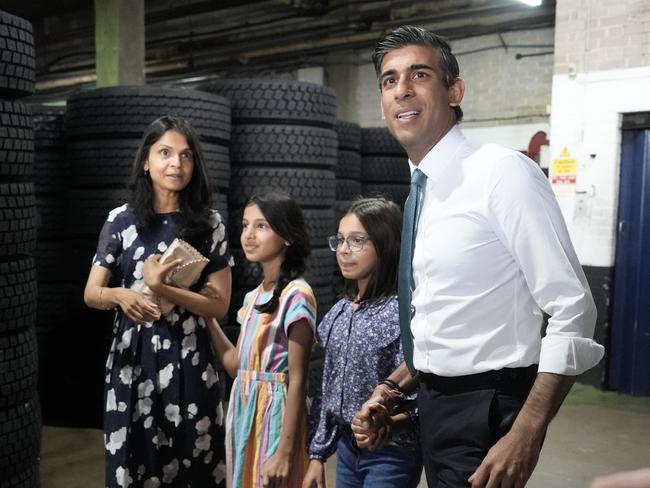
[448,78,465,107]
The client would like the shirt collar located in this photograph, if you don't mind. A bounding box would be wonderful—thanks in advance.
[408,125,466,184]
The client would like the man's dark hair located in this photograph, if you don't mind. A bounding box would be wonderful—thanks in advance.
[372,25,463,122]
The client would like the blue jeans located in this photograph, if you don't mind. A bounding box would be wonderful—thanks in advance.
[336,431,422,488]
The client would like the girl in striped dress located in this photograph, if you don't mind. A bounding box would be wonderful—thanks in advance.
[203,191,316,488]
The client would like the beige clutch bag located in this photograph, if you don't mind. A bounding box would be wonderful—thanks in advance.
[136,238,209,315]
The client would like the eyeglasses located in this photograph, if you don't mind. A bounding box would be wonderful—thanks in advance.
[327,234,371,252]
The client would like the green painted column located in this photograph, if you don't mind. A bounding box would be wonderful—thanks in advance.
[95,0,145,87]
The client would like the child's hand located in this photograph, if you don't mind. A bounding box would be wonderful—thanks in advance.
[261,450,291,488]
[302,459,327,488]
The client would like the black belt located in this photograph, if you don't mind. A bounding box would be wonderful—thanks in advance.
[420,364,538,398]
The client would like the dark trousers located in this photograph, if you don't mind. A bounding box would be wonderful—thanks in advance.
[418,365,537,488]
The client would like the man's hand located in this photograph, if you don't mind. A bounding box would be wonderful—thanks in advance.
[468,426,543,488]
[590,468,650,488]
[351,398,392,450]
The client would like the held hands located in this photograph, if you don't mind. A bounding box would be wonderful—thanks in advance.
[350,391,393,451]
[200,281,222,300]
[142,254,182,291]
[261,450,291,488]
[468,426,543,488]
[302,459,327,488]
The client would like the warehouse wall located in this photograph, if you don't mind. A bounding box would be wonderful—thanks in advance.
[328,27,555,152]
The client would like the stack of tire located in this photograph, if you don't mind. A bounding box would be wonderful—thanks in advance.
[199,79,338,327]
[360,127,410,207]
[333,120,362,218]
[0,10,41,488]
[31,105,67,424]
[62,86,231,426]
[199,80,337,399]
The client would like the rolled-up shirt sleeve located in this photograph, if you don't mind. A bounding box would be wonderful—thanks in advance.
[487,153,604,375]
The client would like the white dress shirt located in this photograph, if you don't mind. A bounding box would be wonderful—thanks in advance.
[411,126,604,376]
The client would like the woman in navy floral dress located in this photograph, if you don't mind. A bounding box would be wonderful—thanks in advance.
[304,197,422,488]
[84,116,232,488]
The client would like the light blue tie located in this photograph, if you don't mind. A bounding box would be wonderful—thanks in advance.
[398,168,427,375]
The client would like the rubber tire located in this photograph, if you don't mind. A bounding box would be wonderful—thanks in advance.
[31,104,65,150]
[336,178,362,202]
[0,396,41,480]
[66,188,129,237]
[336,149,361,180]
[229,167,335,209]
[0,11,35,98]
[199,79,336,126]
[65,86,231,143]
[334,120,361,151]
[0,100,33,179]
[230,124,337,168]
[361,155,410,184]
[0,326,38,409]
[36,196,65,240]
[34,150,68,195]
[67,139,231,190]
[36,283,69,328]
[0,183,36,257]
[0,256,37,334]
[360,127,406,156]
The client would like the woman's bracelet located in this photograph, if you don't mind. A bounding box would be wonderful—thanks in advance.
[99,287,111,310]
[381,378,402,392]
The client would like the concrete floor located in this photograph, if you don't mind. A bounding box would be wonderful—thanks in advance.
[40,384,650,487]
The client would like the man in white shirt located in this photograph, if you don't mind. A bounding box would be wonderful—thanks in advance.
[351,25,604,487]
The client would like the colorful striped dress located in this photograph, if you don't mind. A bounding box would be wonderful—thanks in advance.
[225,278,317,488]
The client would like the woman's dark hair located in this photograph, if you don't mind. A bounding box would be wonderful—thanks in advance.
[372,25,463,122]
[127,115,212,246]
[247,191,310,314]
[341,197,402,306]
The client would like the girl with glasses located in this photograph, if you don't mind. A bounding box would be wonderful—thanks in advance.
[303,197,422,488]
[202,191,316,488]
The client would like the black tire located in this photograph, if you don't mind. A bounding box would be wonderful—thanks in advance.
[361,155,410,184]
[362,183,410,208]
[65,86,231,143]
[230,124,337,168]
[0,100,33,179]
[0,326,38,409]
[336,178,362,202]
[35,241,65,283]
[334,120,360,151]
[336,149,361,180]
[0,461,39,488]
[0,256,37,334]
[313,284,335,321]
[360,127,406,155]
[229,207,335,248]
[34,150,68,195]
[232,247,333,288]
[67,139,230,189]
[0,183,36,257]
[66,188,129,236]
[68,239,101,286]
[229,167,335,209]
[36,196,65,240]
[0,397,41,480]
[0,11,35,98]
[199,79,336,126]
[31,104,65,150]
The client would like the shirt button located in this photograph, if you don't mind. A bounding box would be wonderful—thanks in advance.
[410,305,416,318]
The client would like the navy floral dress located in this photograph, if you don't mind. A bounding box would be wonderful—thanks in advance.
[93,204,233,488]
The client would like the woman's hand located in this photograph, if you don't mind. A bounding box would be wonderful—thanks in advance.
[142,254,182,291]
[115,288,160,323]
[200,281,223,300]
[302,459,327,488]
[261,450,291,488]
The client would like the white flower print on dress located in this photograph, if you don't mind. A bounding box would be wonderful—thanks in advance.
[213,461,226,484]
[117,328,133,353]
[115,466,133,488]
[201,363,218,388]
[193,433,211,457]
[182,317,196,335]
[183,459,191,468]
[122,224,138,249]
[107,204,127,222]
[133,246,145,260]
[157,363,174,391]
[107,388,118,412]
[133,260,144,280]
[165,404,182,427]
[157,241,167,252]
[187,403,198,420]
[181,333,196,359]
[191,351,200,366]
[119,365,133,385]
[106,427,127,454]
[143,477,161,488]
[144,416,153,429]
[162,459,179,484]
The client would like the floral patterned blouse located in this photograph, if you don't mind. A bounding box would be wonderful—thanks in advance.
[308,294,418,460]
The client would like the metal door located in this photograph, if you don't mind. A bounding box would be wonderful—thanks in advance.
[610,121,650,395]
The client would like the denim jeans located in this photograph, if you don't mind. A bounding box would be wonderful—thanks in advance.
[335,430,422,488]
